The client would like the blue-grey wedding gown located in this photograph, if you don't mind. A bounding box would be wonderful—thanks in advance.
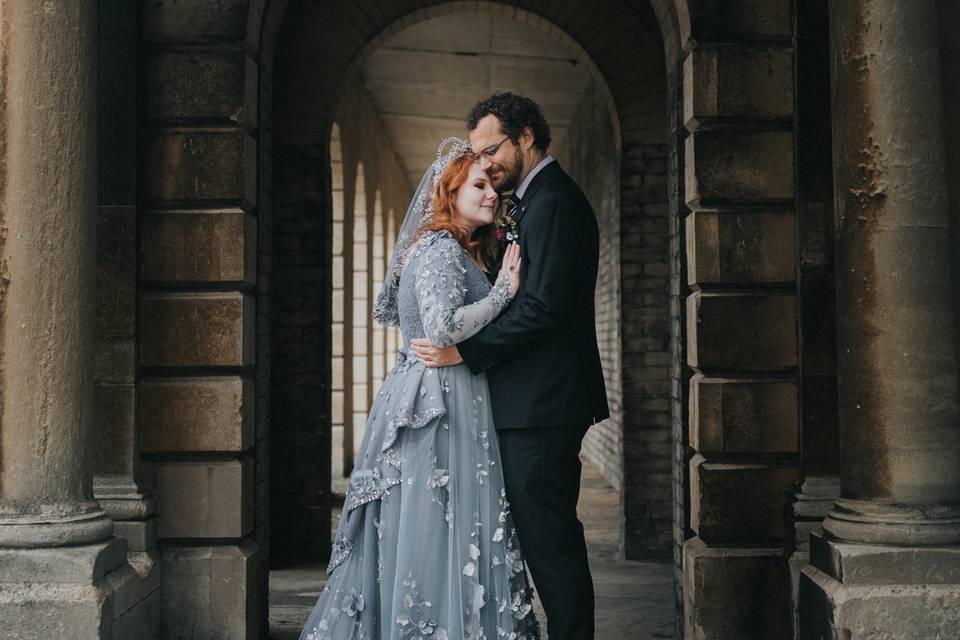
[300,230,540,640]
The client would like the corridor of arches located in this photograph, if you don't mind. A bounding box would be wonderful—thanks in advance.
[267,8,677,637]
[51,0,849,638]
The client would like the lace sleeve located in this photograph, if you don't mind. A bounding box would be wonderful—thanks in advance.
[412,233,511,348]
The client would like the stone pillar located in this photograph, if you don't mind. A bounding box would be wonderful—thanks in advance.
[800,1,960,637]
[0,3,139,638]
[681,2,800,637]
[140,1,262,637]
[0,0,111,551]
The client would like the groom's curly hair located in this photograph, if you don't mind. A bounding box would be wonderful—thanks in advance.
[467,92,551,152]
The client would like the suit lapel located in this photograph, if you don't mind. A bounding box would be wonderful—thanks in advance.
[514,161,562,226]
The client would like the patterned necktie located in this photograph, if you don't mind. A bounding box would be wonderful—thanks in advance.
[506,193,521,220]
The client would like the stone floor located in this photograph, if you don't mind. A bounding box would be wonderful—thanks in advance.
[269,459,675,639]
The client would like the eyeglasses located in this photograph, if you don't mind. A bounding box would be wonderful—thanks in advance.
[471,136,511,162]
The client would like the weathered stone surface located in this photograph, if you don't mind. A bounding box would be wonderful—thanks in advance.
[685,131,794,205]
[683,537,788,640]
[0,0,113,549]
[141,377,254,453]
[687,291,798,371]
[800,565,960,640]
[143,129,254,207]
[96,205,137,336]
[143,0,248,41]
[145,50,252,123]
[95,336,136,384]
[94,382,136,477]
[690,375,798,453]
[0,538,127,584]
[684,47,794,126]
[113,520,157,553]
[686,209,795,284]
[160,542,261,640]
[141,293,254,367]
[155,460,253,538]
[690,454,799,541]
[689,0,793,40]
[0,540,140,640]
[141,209,255,283]
[810,532,960,585]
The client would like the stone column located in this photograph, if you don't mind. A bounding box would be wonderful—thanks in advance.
[0,3,142,637]
[823,0,960,547]
[800,1,960,637]
[0,0,112,550]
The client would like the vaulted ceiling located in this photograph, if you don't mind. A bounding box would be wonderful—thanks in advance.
[360,13,592,189]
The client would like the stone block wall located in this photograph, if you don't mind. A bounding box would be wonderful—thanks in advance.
[270,69,410,566]
[561,8,674,562]
[680,1,801,638]
[138,1,263,638]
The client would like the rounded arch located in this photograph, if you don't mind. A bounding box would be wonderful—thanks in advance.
[266,1,672,152]
[260,0,683,563]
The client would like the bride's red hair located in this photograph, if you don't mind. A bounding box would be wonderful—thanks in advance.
[420,153,499,271]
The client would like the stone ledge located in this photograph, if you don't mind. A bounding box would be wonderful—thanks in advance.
[799,564,960,640]
[0,538,127,584]
[810,531,960,585]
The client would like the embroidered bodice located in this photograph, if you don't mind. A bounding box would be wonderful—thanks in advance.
[396,230,509,349]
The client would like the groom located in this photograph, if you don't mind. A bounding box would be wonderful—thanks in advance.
[411,92,608,640]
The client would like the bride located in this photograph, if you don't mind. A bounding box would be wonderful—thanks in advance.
[299,139,540,640]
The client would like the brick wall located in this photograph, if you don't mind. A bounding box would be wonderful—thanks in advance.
[270,70,410,564]
[568,79,623,493]
[567,74,674,561]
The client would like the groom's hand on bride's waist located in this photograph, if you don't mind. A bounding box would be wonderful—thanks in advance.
[410,339,463,368]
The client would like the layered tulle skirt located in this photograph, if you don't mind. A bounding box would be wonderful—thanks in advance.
[299,354,540,640]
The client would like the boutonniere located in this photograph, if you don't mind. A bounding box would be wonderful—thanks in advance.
[495,211,518,247]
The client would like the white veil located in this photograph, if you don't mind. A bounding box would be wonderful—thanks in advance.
[373,136,473,326]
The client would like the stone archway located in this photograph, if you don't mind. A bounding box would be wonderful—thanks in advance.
[130,0,806,637]
[265,0,679,561]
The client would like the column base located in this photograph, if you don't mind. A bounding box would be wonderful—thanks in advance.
[787,476,840,640]
[823,498,960,545]
[799,531,960,639]
[94,478,157,522]
[0,503,113,547]
[0,537,160,640]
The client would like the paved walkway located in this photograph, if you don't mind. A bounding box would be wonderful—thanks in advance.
[269,460,675,639]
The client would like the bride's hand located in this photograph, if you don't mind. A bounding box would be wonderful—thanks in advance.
[497,242,521,299]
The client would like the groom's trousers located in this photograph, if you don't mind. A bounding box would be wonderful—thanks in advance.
[497,425,594,640]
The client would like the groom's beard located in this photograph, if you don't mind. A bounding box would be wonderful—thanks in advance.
[495,147,525,194]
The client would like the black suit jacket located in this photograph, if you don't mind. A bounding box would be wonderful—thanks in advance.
[459,161,609,429]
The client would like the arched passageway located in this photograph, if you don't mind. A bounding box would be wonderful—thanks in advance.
[122,1,817,639]
[265,6,676,636]
[9,1,959,639]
